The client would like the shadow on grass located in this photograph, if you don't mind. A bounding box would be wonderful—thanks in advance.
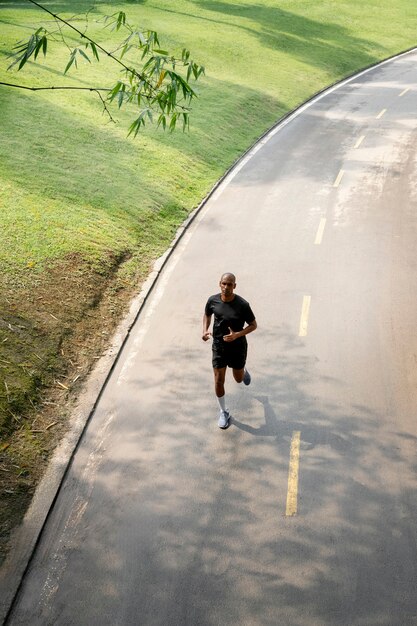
[0,75,284,224]
[0,88,182,234]
[0,3,396,237]
[188,1,386,74]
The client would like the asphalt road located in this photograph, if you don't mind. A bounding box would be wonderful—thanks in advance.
[6,50,417,626]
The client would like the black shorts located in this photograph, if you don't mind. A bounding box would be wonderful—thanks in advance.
[212,338,247,370]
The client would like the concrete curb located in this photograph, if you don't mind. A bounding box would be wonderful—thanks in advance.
[1,45,416,624]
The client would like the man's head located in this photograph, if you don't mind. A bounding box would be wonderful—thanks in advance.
[219,272,236,301]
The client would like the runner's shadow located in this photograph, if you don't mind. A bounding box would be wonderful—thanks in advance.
[232,394,290,438]
[232,394,349,452]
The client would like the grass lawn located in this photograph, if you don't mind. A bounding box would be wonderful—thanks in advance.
[0,0,416,558]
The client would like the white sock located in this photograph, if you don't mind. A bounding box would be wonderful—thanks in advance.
[217,395,226,412]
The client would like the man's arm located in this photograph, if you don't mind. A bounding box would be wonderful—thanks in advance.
[223,319,257,342]
[202,313,212,341]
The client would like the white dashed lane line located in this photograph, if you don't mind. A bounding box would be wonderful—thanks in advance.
[299,295,311,337]
[314,218,327,245]
[333,169,345,187]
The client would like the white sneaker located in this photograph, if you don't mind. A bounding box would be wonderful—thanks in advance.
[218,409,230,429]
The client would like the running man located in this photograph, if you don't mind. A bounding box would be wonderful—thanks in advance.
[202,273,257,429]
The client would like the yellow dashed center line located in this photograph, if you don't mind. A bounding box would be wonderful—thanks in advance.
[314,218,326,245]
[376,108,387,119]
[333,169,345,187]
[354,135,365,149]
[299,295,311,337]
[399,87,409,97]
[286,431,301,517]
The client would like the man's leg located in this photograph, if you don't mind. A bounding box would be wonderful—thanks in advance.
[231,342,251,385]
[233,367,251,385]
[213,367,230,428]
[214,367,227,401]
[232,368,244,383]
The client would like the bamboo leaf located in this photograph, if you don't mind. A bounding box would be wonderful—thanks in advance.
[127,108,149,137]
[157,113,166,130]
[137,31,147,45]
[64,50,77,74]
[120,43,132,59]
[182,112,189,131]
[108,81,123,100]
[116,11,126,31]
[169,113,177,131]
[156,70,166,89]
[5,6,205,136]
[89,42,99,61]
[78,48,91,63]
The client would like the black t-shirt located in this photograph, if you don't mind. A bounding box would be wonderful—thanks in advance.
[205,293,255,343]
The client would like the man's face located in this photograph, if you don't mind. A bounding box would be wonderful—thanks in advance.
[220,275,236,299]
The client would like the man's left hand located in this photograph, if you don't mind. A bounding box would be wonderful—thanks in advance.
[223,327,238,342]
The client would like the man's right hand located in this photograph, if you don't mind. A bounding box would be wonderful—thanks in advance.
[202,331,212,341]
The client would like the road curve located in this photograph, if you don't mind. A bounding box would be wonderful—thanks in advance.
[7,49,417,626]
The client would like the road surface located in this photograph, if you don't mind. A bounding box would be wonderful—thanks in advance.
[7,49,417,626]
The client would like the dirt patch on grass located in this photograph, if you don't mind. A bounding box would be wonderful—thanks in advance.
[0,252,148,565]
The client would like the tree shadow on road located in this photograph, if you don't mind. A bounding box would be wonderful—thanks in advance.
[232,394,351,454]
[6,321,417,625]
